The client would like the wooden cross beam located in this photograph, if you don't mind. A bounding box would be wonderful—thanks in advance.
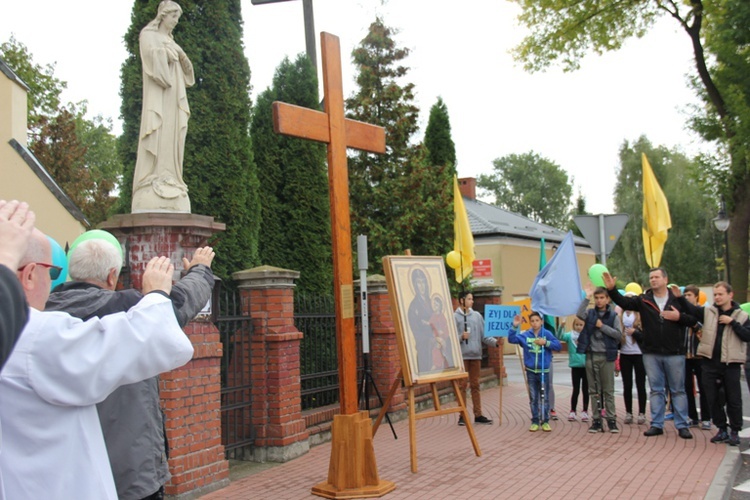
[273,32,386,416]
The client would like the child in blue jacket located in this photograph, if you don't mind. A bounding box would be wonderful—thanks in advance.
[508,311,562,432]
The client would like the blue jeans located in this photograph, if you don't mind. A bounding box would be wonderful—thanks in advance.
[643,354,689,429]
[527,369,551,424]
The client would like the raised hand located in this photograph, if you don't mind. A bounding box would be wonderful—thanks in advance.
[512,314,522,327]
[182,246,215,270]
[0,200,36,270]
[602,272,617,291]
[142,256,174,295]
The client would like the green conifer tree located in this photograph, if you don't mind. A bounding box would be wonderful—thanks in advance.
[424,97,457,169]
[118,0,260,279]
[251,55,332,294]
[346,18,452,272]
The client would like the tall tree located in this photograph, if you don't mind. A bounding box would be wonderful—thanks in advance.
[1,37,121,225]
[251,55,332,294]
[424,96,457,169]
[346,17,452,272]
[607,136,717,286]
[568,191,587,236]
[477,151,573,228]
[119,0,260,279]
[510,0,750,300]
[0,36,64,142]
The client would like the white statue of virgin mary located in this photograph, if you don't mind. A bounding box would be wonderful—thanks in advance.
[132,0,194,213]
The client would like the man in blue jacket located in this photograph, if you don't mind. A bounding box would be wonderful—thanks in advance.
[508,311,561,432]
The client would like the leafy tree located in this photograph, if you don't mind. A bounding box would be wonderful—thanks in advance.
[119,0,260,279]
[424,97,456,169]
[346,17,452,272]
[477,151,573,228]
[1,37,121,225]
[0,36,64,141]
[510,0,750,300]
[607,136,717,286]
[251,55,332,294]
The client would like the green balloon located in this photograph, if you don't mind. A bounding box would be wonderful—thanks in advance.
[68,230,123,259]
[740,303,750,314]
[588,263,609,287]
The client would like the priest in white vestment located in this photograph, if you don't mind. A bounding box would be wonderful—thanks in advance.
[0,230,194,499]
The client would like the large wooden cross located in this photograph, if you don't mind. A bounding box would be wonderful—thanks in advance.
[273,32,386,416]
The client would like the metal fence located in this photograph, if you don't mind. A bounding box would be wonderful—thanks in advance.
[295,292,362,410]
[215,286,254,460]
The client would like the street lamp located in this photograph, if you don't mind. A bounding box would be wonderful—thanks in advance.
[712,195,731,283]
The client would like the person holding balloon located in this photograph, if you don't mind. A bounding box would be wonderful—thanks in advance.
[603,268,695,439]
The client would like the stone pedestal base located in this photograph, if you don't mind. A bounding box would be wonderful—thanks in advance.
[312,411,395,499]
[99,212,225,290]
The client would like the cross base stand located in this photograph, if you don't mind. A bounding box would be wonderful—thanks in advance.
[311,411,395,499]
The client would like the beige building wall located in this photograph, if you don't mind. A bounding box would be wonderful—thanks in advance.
[0,63,87,247]
[475,237,596,303]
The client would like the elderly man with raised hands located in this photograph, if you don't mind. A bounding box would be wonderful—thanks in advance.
[0,228,195,500]
[603,268,695,439]
[45,238,215,500]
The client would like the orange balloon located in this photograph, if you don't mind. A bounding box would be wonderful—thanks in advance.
[698,290,707,306]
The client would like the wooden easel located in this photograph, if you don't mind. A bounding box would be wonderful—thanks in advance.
[373,370,480,473]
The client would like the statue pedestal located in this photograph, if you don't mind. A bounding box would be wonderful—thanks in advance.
[99,212,230,498]
[99,212,224,289]
[312,411,396,499]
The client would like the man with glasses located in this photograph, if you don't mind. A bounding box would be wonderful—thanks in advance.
[0,226,196,499]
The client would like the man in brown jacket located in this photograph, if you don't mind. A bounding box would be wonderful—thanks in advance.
[678,282,750,446]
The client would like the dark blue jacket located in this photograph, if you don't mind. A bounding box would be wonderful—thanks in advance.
[577,302,620,361]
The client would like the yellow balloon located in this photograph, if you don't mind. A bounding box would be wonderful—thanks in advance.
[625,282,643,295]
[446,251,462,270]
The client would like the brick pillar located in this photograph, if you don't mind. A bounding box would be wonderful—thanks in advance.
[472,285,506,383]
[365,275,406,411]
[99,212,229,498]
[233,266,309,462]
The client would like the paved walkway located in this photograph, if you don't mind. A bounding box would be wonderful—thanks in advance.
[202,368,738,499]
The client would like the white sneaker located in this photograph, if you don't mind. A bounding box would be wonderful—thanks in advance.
[580,411,589,422]
[568,411,576,421]
[637,413,646,425]
[624,413,633,424]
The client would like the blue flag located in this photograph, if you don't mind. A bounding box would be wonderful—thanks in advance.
[529,231,582,317]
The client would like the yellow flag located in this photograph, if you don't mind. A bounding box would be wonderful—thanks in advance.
[642,153,671,267]
[453,175,475,282]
